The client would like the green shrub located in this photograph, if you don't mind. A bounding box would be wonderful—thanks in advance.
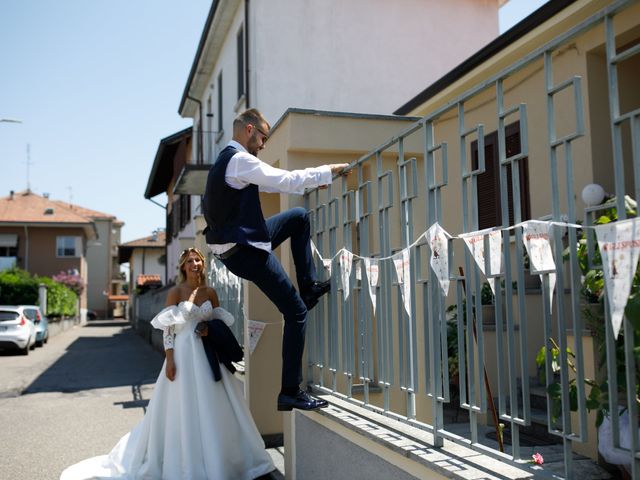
[38,276,77,318]
[0,268,39,305]
[0,268,77,317]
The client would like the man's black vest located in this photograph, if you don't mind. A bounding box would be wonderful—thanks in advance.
[202,145,270,247]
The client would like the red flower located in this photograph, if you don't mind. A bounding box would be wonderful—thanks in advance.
[531,452,544,465]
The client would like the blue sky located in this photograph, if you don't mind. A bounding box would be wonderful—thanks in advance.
[0,0,546,244]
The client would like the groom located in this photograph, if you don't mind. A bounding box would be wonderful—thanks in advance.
[202,108,348,411]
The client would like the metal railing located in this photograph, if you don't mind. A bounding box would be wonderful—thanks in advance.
[303,1,639,478]
[208,255,245,345]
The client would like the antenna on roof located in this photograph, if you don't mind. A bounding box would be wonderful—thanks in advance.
[26,143,34,192]
[66,186,73,206]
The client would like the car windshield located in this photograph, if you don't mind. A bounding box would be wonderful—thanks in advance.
[0,311,19,322]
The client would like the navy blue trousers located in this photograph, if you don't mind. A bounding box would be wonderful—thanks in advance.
[219,207,317,391]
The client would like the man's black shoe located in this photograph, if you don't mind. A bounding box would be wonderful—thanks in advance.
[301,280,331,311]
[277,390,329,411]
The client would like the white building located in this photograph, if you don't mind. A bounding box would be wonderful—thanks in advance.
[167,0,503,274]
[118,230,166,293]
[179,0,502,164]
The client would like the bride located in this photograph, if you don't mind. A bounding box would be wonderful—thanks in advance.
[61,247,275,480]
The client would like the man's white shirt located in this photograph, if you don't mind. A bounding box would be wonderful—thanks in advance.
[208,140,332,255]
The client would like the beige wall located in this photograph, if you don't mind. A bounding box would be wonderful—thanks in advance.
[86,219,111,316]
[130,248,165,288]
[0,225,89,310]
[250,1,640,449]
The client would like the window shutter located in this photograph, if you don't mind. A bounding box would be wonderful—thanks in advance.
[473,122,530,230]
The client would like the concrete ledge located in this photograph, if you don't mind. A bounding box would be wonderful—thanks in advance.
[48,317,80,339]
[296,394,541,480]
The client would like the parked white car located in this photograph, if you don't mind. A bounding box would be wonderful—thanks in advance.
[0,305,37,355]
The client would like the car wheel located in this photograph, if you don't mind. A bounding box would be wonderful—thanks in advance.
[21,344,29,355]
[36,339,43,347]
[44,332,49,344]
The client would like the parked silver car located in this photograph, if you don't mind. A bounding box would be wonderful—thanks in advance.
[0,305,37,355]
[20,305,49,347]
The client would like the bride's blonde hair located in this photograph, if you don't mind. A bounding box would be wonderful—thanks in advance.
[177,248,207,285]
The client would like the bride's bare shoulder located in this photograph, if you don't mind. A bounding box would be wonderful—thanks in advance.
[165,286,182,306]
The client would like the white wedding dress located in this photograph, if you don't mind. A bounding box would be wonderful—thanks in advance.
[60,300,274,480]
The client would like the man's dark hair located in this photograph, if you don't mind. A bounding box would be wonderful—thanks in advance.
[233,108,270,130]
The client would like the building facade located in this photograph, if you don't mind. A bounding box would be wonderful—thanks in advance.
[0,190,96,316]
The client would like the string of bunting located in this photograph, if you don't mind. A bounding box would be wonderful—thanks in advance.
[310,217,640,340]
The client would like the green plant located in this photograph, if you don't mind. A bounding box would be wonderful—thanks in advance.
[541,195,639,427]
[38,276,77,318]
[480,281,494,305]
[0,268,39,305]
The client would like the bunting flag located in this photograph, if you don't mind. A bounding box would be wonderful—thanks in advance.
[460,228,502,295]
[301,217,638,335]
[426,222,451,295]
[594,217,640,339]
[248,320,266,354]
[311,240,332,275]
[339,249,354,300]
[393,248,412,317]
[522,220,557,307]
[323,259,332,276]
[364,258,380,316]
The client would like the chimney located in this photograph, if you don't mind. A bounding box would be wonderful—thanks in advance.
[9,190,14,200]
[43,192,50,199]
[151,229,158,242]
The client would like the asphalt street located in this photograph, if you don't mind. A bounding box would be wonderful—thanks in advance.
[0,319,163,479]
[0,319,285,480]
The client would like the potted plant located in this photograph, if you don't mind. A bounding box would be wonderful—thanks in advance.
[537,195,638,474]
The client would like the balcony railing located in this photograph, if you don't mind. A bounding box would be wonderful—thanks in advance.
[302,1,639,478]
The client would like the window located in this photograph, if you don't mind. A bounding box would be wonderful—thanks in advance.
[471,122,530,230]
[0,234,17,256]
[168,196,191,237]
[217,72,223,138]
[179,194,191,229]
[0,246,17,257]
[56,236,82,257]
[237,25,245,100]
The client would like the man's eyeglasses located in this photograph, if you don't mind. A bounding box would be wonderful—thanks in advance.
[251,124,269,143]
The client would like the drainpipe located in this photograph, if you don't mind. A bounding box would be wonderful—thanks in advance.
[186,94,204,165]
[245,0,250,107]
[23,225,29,271]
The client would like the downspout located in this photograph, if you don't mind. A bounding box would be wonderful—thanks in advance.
[23,225,29,271]
[186,94,204,165]
[245,0,250,107]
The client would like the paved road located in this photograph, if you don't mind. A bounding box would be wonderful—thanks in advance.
[0,319,166,480]
[0,319,285,480]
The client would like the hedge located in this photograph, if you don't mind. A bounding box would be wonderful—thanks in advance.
[0,268,77,317]
[38,276,77,318]
[0,268,39,305]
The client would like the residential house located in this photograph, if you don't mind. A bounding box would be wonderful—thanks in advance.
[143,127,194,284]
[0,190,96,317]
[255,1,637,478]
[51,201,125,318]
[119,230,167,325]
[141,0,639,477]
[118,230,166,294]
[168,0,504,285]
[165,0,637,478]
